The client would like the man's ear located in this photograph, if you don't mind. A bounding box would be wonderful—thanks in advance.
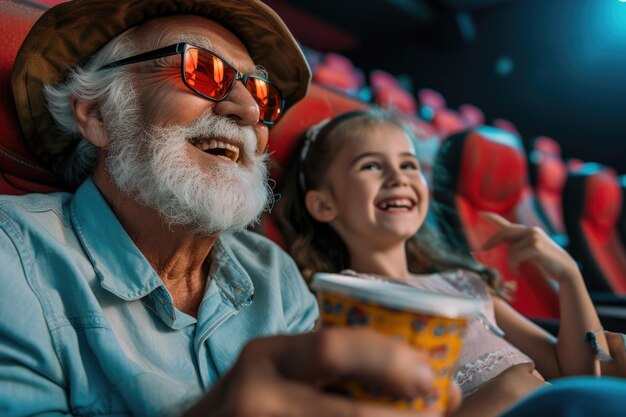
[71,97,109,148]
[305,190,337,223]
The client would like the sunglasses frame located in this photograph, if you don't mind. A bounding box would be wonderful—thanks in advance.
[99,42,285,125]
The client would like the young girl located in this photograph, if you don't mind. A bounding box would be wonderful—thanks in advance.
[274,109,610,417]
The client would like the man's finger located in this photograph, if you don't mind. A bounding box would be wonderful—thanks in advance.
[445,382,462,415]
[280,383,446,417]
[265,328,437,400]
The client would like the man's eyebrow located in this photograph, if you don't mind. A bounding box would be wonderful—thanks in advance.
[163,34,268,77]
[165,33,214,51]
[350,151,418,166]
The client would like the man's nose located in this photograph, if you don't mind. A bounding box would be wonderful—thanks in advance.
[212,80,261,126]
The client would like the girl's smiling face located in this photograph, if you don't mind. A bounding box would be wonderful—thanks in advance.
[307,121,429,250]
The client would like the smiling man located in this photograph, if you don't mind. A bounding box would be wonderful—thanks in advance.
[0,0,454,416]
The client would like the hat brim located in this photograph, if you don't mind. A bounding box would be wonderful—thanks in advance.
[11,0,311,175]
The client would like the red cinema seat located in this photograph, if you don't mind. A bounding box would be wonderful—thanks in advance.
[370,69,418,116]
[260,83,369,245]
[459,104,485,128]
[0,0,68,195]
[492,118,520,137]
[619,176,626,247]
[533,136,561,157]
[312,53,363,96]
[433,126,560,319]
[418,88,446,112]
[267,84,369,189]
[431,108,466,139]
[373,87,418,116]
[528,137,568,242]
[562,165,626,294]
[415,88,465,139]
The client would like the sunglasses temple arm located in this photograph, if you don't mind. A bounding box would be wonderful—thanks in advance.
[99,43,185,70]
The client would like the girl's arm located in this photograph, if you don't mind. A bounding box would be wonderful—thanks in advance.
[481,212,608,379]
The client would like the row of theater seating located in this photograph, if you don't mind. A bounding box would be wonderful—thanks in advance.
[305,47,522,142]
[1,0,625,328]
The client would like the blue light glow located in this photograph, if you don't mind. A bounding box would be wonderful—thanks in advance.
[563,1,626,76]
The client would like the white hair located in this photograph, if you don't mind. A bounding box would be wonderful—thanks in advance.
[44,28,139,185]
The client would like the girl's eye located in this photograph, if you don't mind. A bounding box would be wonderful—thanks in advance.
[360,161,382,171]
[400,161,419,170]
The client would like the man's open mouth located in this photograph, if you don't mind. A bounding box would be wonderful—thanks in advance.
[191,138,241,163]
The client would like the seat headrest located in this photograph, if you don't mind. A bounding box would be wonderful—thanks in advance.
[432,108,466,137]
[418,88,446,111]
[492,118,520,137]
[532,152,567,193]
[370,69,400,91]
[533,136,561,157]
[459,104,485,127]
[312,53,362,95]
[267,83,368,188]
[583,171,622,232]
[373,88,417,116]
[0,1,65,193]
[456,127,527,213]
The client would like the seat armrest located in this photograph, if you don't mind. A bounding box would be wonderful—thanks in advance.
[590,292,626,307]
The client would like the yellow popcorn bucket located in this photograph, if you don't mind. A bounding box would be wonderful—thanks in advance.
[311,273,480,412]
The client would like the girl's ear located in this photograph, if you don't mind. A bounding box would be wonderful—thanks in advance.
[71,97,109,148]
[305,190,337,223]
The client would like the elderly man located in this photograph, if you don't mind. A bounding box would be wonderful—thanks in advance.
[0,0,449,416]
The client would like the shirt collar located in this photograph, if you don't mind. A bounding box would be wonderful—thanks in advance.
[70,178,163,300]
[69,179,255,310]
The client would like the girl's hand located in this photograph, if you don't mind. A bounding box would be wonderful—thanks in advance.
[600,331,626,378]
[480,212,581,284]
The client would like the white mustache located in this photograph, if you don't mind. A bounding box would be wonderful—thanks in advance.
[182,114,258,163]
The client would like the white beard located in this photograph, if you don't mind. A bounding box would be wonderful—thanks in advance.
[104,101,272,236]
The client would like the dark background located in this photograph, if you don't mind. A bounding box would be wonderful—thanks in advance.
[266,0,626,174]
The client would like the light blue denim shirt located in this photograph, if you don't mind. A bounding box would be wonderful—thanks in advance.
[0,179,319,416]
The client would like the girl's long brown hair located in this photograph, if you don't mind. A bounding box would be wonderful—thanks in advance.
[273,109,510,298]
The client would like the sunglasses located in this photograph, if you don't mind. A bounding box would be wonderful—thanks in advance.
[99,42,285,125]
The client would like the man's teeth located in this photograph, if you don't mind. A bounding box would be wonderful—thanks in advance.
[379,199,414,210]
[194,139,240,162]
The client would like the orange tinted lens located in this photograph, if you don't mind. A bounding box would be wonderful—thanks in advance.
[184,48,236,99]
[246,77,283,123]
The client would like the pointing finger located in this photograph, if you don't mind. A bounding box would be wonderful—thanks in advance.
[479,211,511,228]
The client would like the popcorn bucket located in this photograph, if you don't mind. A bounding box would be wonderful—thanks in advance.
[311,273,480,411]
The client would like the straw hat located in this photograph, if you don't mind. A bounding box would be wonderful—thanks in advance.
[11,0,311,175]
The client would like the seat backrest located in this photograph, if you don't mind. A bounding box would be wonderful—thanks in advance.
[417,87,446,112]
[431,108,466,139]
[0,0,67,195]
[433,126,560,319]
[312,53,363,96]
[528,136,568,240]
[458,103,485,128]
[258,83,369,245]
[369,69,418,116]
[562,165,626,294]
[619,175,626,247]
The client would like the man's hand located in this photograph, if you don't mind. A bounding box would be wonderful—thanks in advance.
[184,327,461,417]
